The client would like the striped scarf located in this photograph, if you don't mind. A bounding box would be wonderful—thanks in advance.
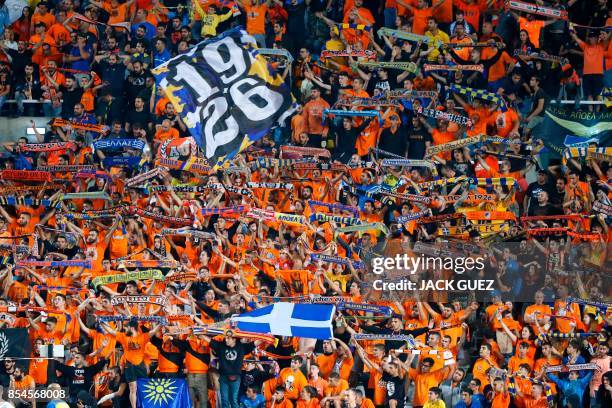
[322,109,381,123]
[384,89,439,99]
[310,213,363,226]
[545,363,599,372]
[160,228,216,240]
[248,158,315,169]
[449,84,506,111]
[246,182,294,190]
[321,49,376,58]
[157,157,212,174]
[51,118,108,133]
[0,197,59,207]
[124,168,164,187]
[380,159,437,174]
[505,0,568,20]
[381,190,432,205]
[112,259,179,268]
[20,142,76,152]
[16,260,92,268]
[355,60,418,72]
[397,209,433,223]
[310,253,364,270]
[124,206,193,226]
[468,177,518,188]
[0,170,51,182]
[337,302,392,315]
[0,184,64,194]
[425,134,484,157]
[417,213,466,224]
[353,333,416,346]
[110,295,167,306]
[201,205,249,217]
[255,48,294,63]
[424,64,484,72]
[339,23,372,31]
[63,207,122,219]
[97,315,169,324]
[377,27,438,46]
[334,222,389,236]
[438,223,508,236]
[566,297,610,309]
[418,176,468,190]
[61,191,111,201]
[465,211,517,221]
[593,201,612,217]
[38,165,97,172]
[91,269,164,288]
[562,147,612,164]
[442,194,495,203]
[336,96,401,107]
[416,106,472,126]
[308,200,359,217]
[147,184,207,194]
[280,145,331,158]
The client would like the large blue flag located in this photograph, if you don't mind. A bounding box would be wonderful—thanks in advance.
[231,303,335,339]
[137,378,192,408]
[151,27,295,170]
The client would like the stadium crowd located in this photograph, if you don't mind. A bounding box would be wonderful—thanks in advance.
[0,0,609,407]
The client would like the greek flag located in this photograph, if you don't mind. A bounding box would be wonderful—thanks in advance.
[231,303,335,339]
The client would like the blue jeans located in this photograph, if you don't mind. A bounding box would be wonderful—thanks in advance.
[384,8,397,28]
[219,375,240,408]
[43,101,62,117]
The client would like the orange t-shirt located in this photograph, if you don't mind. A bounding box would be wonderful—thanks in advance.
[244,3,267,35]
[155,127,180,143]
[577,38,606,75]
[412,7,433,35]
[519,17,545,48]
[31,13,56,29]
[116,332,149,365]
[408,368,447,406]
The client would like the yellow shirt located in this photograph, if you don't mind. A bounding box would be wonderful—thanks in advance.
[425,29,450,61]
[424,400,446,408]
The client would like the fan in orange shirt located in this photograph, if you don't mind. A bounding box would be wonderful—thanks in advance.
[398,0,445,35]
[154,119,181,144]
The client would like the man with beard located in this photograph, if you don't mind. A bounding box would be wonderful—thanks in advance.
[53,352,108,404]
[8,366,36,408]
[59,76,83,119]
[64,215,119,275]
[125,60,146,109]
[302,86,330,148]
[101,322,161,408]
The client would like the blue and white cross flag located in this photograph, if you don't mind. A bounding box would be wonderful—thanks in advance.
[231,302,336,340]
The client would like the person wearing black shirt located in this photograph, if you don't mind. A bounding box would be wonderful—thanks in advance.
[125,96,153,133]
[447,40,505,89]
[208,334,256,408]
[5,41,33,81]
[54,354,108,403]
[14,63,41,116]
[523,170,557,215]
[330,117,369,163]
[524,76,548,138]
[60,76,83,119]
[527,190,562,217]
[358,315,429,355]
[196,299,232,322]
[125,61,146,109]
[94,52,126,102]
[406,116,432,159]
[377,114,407,158]
[240,360,276,396]
[381,359,406,408]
